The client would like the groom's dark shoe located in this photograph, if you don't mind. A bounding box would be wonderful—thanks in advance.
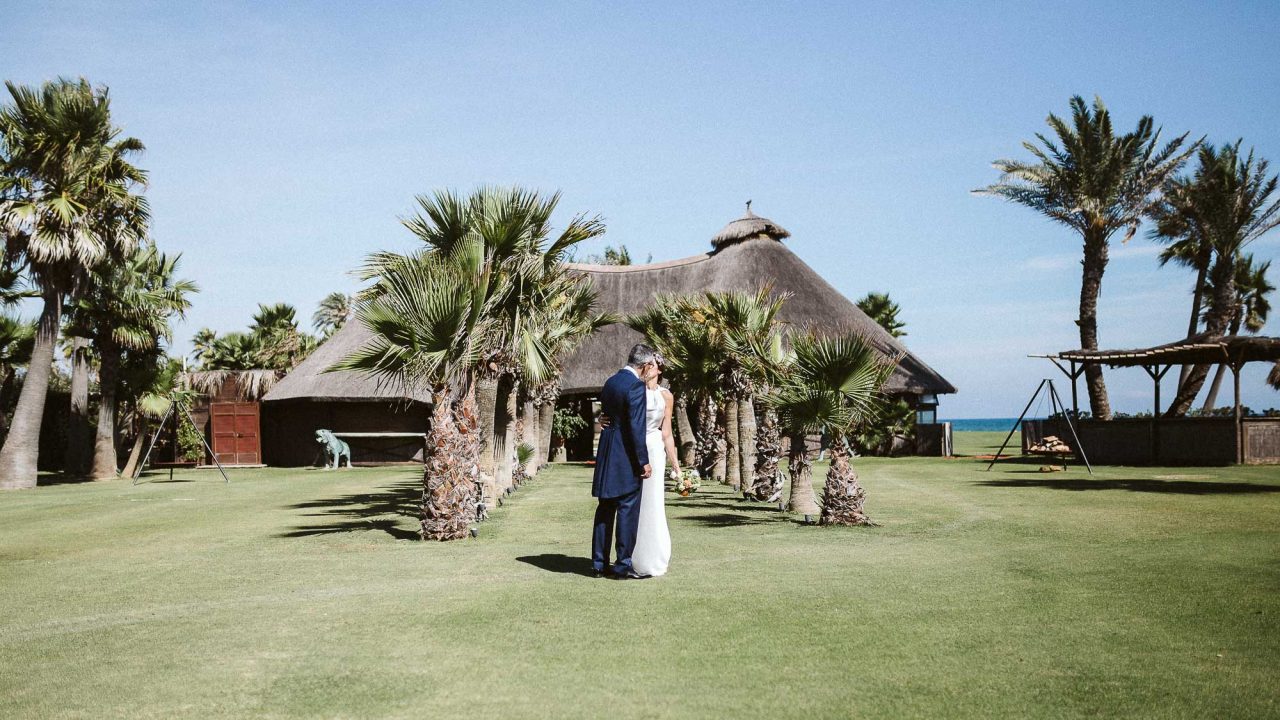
[592,567,607,578]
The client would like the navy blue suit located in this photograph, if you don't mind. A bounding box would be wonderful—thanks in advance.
[591,368,650,575]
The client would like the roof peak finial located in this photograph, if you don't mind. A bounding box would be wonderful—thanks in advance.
[746,199,752,213]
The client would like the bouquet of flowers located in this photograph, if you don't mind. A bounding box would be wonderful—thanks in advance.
[670,467,701,496]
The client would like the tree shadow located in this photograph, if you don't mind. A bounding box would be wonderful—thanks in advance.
[974,477,1280,495]
[516,553,597,577]
[36,472,95,486]
[679,512,782,528]
[276,471,422,539]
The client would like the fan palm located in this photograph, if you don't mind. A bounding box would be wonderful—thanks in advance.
[397,187,605,498]
[332,242,492,540]
[1161,142,1280,415]
[0,78,148,489]
[312,292,351,336]
[1201,254,1272,411]
[705,286,789,495]
[768,332,897,525]
[0,314,34,440]
[66,244,196,479]
[978,95,1195,420]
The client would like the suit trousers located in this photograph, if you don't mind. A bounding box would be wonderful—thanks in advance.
[592,487,642,574]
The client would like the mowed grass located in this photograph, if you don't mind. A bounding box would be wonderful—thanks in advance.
[1,432,1278,719]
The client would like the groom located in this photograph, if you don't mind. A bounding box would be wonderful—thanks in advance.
[591,344,658,579]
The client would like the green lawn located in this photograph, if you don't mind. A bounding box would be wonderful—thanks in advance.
[1,432,1278,719]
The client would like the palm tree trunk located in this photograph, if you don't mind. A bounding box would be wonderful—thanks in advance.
[785,431,819,514]
[694,394,718,478]
[1079,233,1112,420]
[121,416,148,480]
[820,435,871,526]
[750,408,783,502]
[421,385,479,541]
[674,390,695,466]
[474,374,499,500]
[1177,257,1211,392]
[724,397,739,488]
[90,348,120,480]
[538,399,555,466]
[737,395,756,496]
[494,375,516,492]
[0,290,62,490]
[1201,314,1242,412]
[66,336,93,476]
[1168,257,1235,416]
[521,398,540,477]
[711,400,727,484]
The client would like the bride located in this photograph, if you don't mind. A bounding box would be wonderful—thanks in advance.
[631,360,677,577]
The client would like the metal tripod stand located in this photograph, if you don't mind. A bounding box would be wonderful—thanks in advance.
[132,397,230,484]
[986,378,1092,475]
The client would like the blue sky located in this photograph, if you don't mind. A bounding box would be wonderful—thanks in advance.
[5,1,1279,417]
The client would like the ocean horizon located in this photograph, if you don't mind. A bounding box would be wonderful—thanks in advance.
[942,418,1026,432]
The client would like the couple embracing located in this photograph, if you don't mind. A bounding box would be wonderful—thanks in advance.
[591,344,681,579]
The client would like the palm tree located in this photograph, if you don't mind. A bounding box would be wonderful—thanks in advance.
[64,335,94,475]
[66,244,196,479]
[250,302,315,370]
[190,327,217,363]
[0,78,148,489]
[979,96,1195,420]
[1201,254,1272,411]
[399,187,604,500]
[1150,176,1215,391]
[856,292,907,338]
[769,332,898,525]
[312,292,351,337]
[1161,142,1280,415]
[627,293,721,474]
[0,314,33,440]
[704,286,789,495]
[332,244,492,540]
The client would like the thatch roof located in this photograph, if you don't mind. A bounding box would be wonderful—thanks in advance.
[262,320,433,404]
[1046,334,1280,367]
[711,203,790,249]
[560,228,956,397]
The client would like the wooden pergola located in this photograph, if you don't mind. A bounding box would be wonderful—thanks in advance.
[1033,334,1280,463]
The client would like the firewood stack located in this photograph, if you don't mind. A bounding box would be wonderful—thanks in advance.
[1028,435,1071,454]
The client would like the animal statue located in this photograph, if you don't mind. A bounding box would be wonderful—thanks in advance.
[315,429,351,470]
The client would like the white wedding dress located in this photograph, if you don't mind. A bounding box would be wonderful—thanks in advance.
[631,388,671,577]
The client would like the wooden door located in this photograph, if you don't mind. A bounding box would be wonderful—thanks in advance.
[211,402,261,464]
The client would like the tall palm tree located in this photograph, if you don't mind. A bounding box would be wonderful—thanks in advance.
[332,243,493,540]
[705,286,789,495]
[1201,254,1272,411]
[0,78,148,489]
[66,244,196,479]
[190,327,217,363]
[400,187,604,499]
[1150,176,1215,391]
[856,292,907,338]
[312,292,351,337]
[979,96,1195,420]
[627,293,721,473]
[769,332,898,525]
[1162,142,1280,415]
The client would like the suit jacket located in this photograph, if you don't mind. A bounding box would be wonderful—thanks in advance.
[591,368,650,499]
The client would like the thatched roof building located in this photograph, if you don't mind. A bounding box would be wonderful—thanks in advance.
[559,207,956,398]
[260,321,432,466]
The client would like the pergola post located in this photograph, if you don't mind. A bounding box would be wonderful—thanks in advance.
[1142,364,1171,464]
[1233,360,1243,464]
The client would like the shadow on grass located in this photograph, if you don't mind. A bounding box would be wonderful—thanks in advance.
[680,512,786,528]
[35,472,94,486]
[277,471,422,540]
[516,553,597,577]
[975,477,1280,495]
